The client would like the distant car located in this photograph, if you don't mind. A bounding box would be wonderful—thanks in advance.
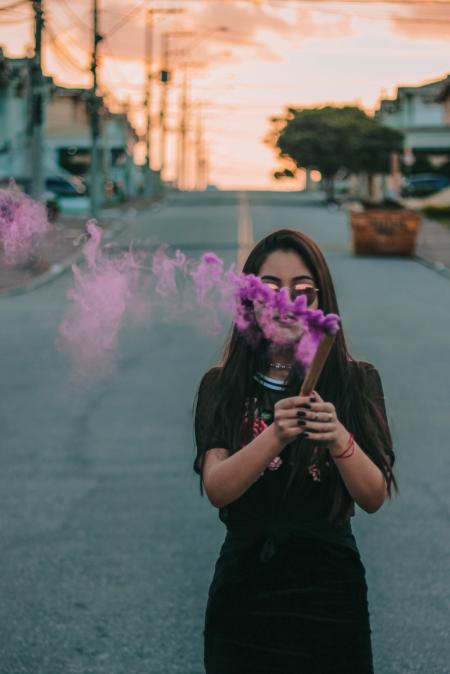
[401,174,450,198]
[45,175,88,197]
[46,175,90,215]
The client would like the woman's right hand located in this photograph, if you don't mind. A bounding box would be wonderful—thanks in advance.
[272,394,314,445]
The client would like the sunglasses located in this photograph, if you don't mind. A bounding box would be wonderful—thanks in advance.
[263,281,319,307]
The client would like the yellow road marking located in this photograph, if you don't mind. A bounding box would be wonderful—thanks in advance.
[237,191,254,271]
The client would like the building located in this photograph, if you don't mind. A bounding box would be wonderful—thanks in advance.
[46,85,141,198]
[0,49,31,179]
[0,47,141,200]
[376,74,450,172]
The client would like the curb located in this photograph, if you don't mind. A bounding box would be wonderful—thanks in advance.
[0,218,124,299]
[414,255,450,281]
[0,200,166,299]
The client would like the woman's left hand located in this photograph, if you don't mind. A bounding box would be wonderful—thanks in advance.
[300,390,348,453]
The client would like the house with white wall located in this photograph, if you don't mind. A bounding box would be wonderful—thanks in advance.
[0,47,141,199]
[0,49,30,179]
[46,85,140,198]
[375,74,450,170]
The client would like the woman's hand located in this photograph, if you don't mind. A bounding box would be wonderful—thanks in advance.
[272,393,317,446]
[300,390,348,454]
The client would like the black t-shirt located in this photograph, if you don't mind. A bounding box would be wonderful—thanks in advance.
[194,362,394,591]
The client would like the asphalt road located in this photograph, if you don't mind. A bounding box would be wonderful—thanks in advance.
[0,191,449,674]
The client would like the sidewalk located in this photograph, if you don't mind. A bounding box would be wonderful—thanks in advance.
[415,215,450,277]
[0,195,165,297]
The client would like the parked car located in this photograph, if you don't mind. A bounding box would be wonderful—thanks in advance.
[46,175,90,215]
[401,174,450,198]
[45,175,88,198]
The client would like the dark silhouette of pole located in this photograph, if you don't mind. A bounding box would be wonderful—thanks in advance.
[145,8,182,195]
[158,32,170,182]
[195,105,208,191]
[90,0,102,217]
[144,5,154,195]
[29,0,44,200]
[177,65,188,190]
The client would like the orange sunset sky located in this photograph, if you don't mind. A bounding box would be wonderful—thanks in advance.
[0,0,449,189]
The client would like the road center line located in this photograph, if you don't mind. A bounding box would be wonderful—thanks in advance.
[237,191,254,271]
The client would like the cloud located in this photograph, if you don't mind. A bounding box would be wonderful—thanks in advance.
[57,1,353,69]
[293,8,353,40]
[187,1,298,40]
[389,4,450,40]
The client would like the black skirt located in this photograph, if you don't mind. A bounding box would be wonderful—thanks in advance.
[204,535,374,674]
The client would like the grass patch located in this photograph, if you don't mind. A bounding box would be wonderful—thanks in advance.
[423,206,450,229]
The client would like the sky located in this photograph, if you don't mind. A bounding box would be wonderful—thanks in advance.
[0,0,449,190]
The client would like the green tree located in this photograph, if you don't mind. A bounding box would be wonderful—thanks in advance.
[349,121,403,197]
[270,105,403,199]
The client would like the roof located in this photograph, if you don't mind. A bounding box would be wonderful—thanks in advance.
[397,74,450,97]
[377,74,450,113]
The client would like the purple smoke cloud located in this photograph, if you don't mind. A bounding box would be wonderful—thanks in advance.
[0,182,49,264]
[57,221,149,381]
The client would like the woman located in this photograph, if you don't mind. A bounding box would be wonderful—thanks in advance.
[193,229,398,674]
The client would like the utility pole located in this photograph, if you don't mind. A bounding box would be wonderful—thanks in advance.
[90,0,102,218]
[158,32,170,182]
[29,0,45,200]
[144,5,154,196]
[158,28,193,185]
[195,105,207,191]
[177,64,189,190]
[144,8,182,195]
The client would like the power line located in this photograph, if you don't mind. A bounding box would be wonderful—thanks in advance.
[0,0,28,11]
[51,0,92,32]
[45,21,90,74]
[99,55,142,105]
[44,10,93,72]
[102,0,146,41]
[101,41,144,86]
[0,14,30,23]
[45,11,92,56]
[267,1,450,4]
[150,0,450,4]
[133,0,450,3]
[45,13,143,108]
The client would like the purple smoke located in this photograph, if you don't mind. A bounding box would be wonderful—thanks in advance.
[59,245,340,381]
[151,246,187,297]
[57,221,148,381]
[0,182,49,264]
[192,253,341,368]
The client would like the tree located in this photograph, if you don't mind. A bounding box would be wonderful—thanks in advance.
[270,105,403,199]
[349,121,403,198]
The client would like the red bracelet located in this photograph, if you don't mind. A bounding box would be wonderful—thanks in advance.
[331,432,355,460]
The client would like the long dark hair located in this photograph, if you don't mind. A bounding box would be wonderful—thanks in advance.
[194,228,398,524]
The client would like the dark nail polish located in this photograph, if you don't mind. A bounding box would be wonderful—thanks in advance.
[297,411,306,417]
[298,420,306,426]
[303,432,310,437]
[299,403,311,409]
[309,397,315,402]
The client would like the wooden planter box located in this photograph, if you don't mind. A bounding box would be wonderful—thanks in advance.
[350,209,422,256]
